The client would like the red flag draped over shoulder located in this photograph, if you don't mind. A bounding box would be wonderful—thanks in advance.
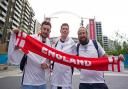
[15,32,123,72]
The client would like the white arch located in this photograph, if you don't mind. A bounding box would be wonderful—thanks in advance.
[49,11,81,19]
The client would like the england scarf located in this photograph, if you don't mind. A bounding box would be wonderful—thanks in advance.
[14,32,123,72]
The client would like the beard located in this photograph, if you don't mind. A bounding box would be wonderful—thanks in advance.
[79,37,89,45]
[41,33,49,38]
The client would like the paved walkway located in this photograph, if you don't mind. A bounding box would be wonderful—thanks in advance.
[0,66,128,89]
[0,66,128,78]
[0,66,22,78]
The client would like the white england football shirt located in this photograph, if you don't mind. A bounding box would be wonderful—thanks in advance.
[51,37,76,87]
[79,40,106,83]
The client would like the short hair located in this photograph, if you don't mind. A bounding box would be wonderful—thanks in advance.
[78,26,88,34]
[79,26,86,29]
[61,23,69,29]
[41,21,51,28]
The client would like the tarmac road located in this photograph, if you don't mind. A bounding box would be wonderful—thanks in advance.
[0,74,128,89]
[0,66,128,89]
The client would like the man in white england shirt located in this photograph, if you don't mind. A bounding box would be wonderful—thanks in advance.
[8,21,52,89]
[77,26,124,89]
[51,23,76,89]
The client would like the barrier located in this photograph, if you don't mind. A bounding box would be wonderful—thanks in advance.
[123,54,128,68]
[0,54,8,64]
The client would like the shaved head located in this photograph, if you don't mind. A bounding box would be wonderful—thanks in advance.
[77,26,89,45]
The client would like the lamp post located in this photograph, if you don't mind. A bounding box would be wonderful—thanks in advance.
[44,15,58,22]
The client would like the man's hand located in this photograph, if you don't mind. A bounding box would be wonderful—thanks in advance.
[14,46,20,50]
[41,63,49,69]
[12,28,20,34]
[118,54,125,61]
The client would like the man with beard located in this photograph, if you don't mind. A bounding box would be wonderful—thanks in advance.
[77,26,109,89]
[8,21,51,89]
[51,23,76,89]
[77,26,124,89]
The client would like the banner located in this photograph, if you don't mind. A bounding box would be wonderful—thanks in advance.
[15,32,122,72]
[89,19,96,40]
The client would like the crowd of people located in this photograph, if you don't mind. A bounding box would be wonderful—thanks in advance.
[8,20,124,89]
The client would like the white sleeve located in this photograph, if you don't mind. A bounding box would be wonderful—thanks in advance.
[97,42,105,57]
[8,31,24,65]
[8,49,24,65]
[27,52,46,65]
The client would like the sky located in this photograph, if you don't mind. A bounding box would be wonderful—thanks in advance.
[28,0,128,39]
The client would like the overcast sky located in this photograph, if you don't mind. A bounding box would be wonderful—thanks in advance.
[28,0,128,39]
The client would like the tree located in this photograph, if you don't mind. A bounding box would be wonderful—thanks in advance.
[107,31,128,55]
[122,41,128,54]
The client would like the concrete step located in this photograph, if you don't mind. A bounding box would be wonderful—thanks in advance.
[0,64,8,71]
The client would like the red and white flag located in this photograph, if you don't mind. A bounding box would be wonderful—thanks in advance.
[14,32,123,72]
